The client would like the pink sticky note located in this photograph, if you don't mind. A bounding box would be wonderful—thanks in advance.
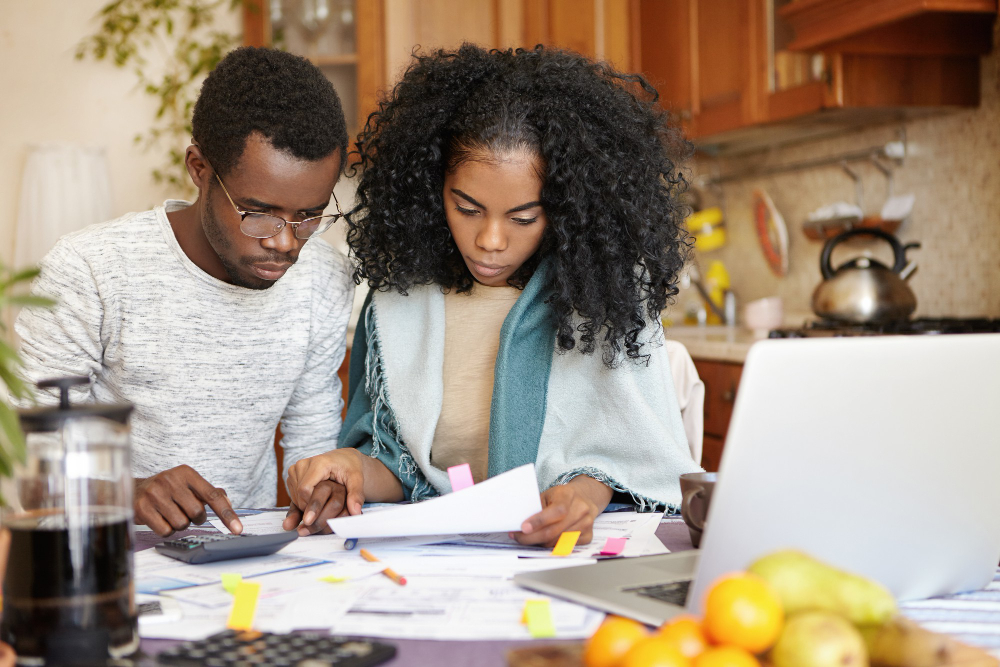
[600,537,627,556]
[448,463,474,492]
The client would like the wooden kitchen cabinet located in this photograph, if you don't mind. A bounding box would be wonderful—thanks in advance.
[693,358,743,472]
[636,0,996,148]
[639,0,764,136]
[243,0,386,137]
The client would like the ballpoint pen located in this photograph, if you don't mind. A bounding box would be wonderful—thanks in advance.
[360,548,407,586]
[343,538,358,550]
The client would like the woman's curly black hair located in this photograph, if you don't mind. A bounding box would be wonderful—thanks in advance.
[347,44,691,366]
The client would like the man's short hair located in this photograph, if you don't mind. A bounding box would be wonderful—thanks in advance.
[192,46,348,176]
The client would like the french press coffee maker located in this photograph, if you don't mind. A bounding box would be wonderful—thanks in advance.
[1,376,136,664]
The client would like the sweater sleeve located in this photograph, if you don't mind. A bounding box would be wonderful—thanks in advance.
[338,295,436,501]
[278,250,355,480]
[14,238,113,407]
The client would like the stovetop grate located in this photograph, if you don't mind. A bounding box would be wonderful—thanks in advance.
[769,318,1000,338]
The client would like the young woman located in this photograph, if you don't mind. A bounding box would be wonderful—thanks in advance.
[284,44,703,547]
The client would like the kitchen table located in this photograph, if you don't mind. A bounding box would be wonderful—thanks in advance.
[135,516,1000,666]
[134,517,692,666]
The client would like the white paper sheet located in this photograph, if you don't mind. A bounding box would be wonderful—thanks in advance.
[134,502,677,641]
[426,511,667,558]
[133,548,324,594]
[142,553,606,641]
[331,575,604,640]
[326,464,543,538]
[209,508,458,558]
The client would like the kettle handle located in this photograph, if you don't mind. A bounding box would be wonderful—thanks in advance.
[819,227,909,280]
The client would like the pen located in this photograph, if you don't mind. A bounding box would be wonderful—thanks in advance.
[343,538,358,551]
[360,548,407,586]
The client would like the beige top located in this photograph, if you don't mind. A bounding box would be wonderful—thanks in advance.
[430,282,522,482]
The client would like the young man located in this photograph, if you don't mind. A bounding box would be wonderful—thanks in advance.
[15,47,354,537]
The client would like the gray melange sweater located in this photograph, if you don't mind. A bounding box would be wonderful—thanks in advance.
[14,200,355,507]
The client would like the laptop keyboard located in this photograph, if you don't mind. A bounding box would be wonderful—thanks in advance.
[623,580,692,606]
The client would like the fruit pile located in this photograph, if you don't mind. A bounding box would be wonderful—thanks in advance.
[582,550,998,667]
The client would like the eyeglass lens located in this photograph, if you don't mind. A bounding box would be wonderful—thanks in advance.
[241,213,337,240]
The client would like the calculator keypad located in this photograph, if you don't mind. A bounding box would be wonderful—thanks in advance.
[157,630,395,667]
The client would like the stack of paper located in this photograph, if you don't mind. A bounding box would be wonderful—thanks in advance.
[138,464,670,642]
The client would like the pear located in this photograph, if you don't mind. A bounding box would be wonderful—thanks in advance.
[748,549,896,626]
[771,611,869,667]
[863,616,999,667]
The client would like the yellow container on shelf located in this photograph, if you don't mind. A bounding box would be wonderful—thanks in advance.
[688,207,726,252]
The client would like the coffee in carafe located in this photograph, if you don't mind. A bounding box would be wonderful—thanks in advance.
[1,376,137,665]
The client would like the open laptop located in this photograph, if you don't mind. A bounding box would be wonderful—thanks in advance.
[515,334,1000,626]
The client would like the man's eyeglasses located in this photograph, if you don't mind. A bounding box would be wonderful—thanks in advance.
[214,172,343,240]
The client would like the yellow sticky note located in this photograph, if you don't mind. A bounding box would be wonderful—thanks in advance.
[226,581,261,631]
[523,599,556,638]
[551,531,581,556]
[221,573,242,594]
[319,575,347,584]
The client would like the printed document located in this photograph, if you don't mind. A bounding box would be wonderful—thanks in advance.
[326,464,543,538]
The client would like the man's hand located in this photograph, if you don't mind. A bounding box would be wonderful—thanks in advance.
[134,465,242,537]
[512,476,614,548]
[282,450,368,535]
[283,480,350,536]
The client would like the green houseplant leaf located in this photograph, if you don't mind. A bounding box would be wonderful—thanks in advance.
[0,260,55,505]
[75,0,244,199]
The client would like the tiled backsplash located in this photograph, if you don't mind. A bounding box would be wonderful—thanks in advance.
[677,27,1000,325]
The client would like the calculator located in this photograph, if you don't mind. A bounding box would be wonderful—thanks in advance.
[154,532,298,564]
[156,629,396,666]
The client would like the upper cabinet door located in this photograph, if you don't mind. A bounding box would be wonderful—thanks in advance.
[243,0,386,136]
[638,0,764,139]
[635,0,995,147]
[692,0,764,136]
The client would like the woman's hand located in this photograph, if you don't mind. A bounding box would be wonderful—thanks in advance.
[283,450,367,536]
[512,476,614,548]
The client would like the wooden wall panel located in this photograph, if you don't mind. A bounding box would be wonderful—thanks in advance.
[548,0,598,58]
[357,0,387,129]
[603,0,635,70]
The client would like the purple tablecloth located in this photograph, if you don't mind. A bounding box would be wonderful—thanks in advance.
[136,519,696,666]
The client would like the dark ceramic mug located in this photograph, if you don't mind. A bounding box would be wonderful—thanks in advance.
[680,471,717,548]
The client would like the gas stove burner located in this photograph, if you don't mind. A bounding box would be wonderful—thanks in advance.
[768,318,1000,339]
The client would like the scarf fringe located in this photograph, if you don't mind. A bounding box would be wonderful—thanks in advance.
[550,466,680,515]
[364,302,437,501]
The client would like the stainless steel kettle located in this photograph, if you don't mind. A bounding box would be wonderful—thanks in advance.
[811,228,920,323]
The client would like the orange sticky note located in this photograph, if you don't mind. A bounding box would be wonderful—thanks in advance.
[523,599,556,638]
[447,463,474,492]
[551,531,581,556]
[226,581,261,631]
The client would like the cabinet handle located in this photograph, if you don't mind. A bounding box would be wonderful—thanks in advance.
[722,387,736,402]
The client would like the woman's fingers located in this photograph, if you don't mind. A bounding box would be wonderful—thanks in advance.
[341,465,367,515]
[293,454,351,509]
[513,486,597,547]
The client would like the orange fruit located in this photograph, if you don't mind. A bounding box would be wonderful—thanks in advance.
[693,646,761,667]
[584,616,650,667]
[701,573,783,653]
[657,615,709,658]
[621,636,693,667]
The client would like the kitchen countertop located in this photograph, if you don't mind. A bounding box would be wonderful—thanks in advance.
[664,325,766,363]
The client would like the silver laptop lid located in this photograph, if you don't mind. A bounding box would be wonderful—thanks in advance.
[689,334,1000,613]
